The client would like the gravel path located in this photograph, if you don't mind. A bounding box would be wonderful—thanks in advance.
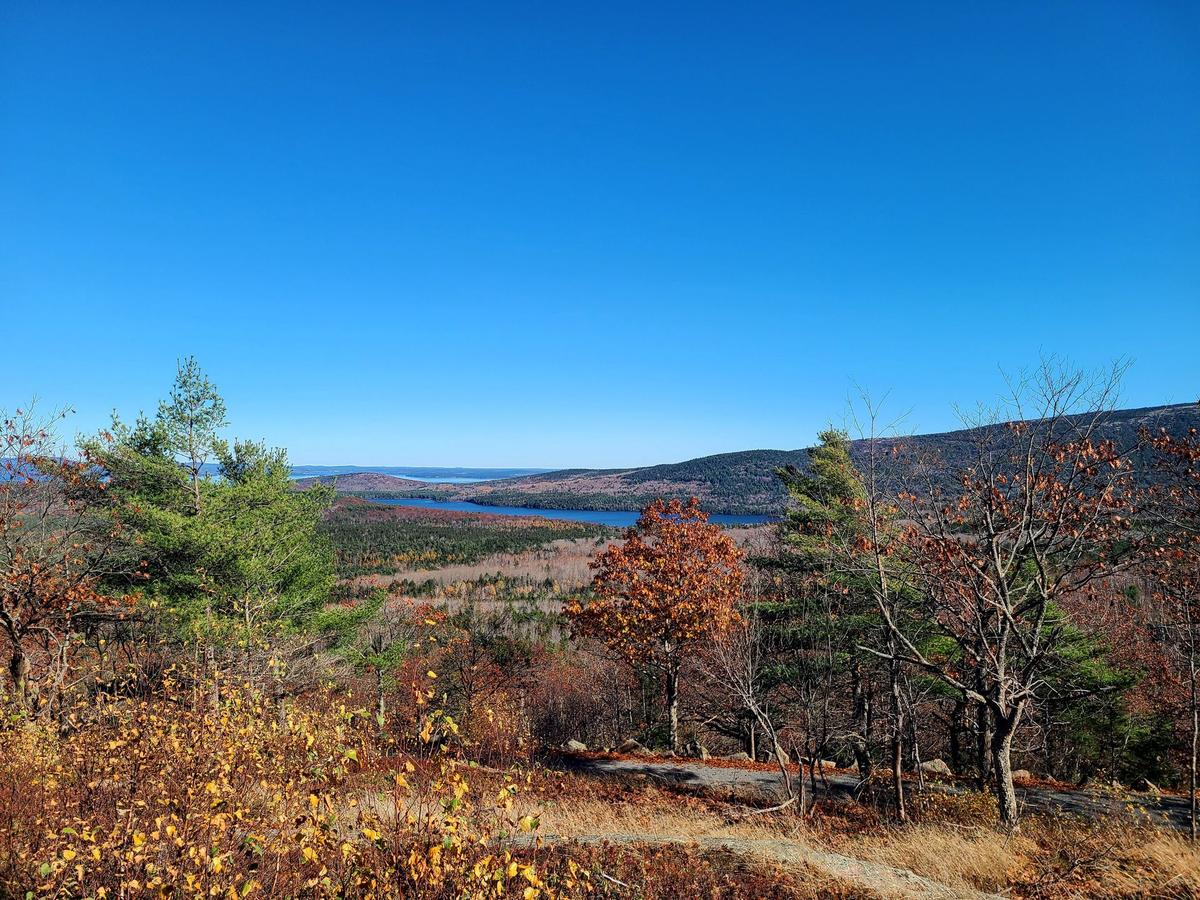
[554,754,1195,832]
[525,832,1006,900]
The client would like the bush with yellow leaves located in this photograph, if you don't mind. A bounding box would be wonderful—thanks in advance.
[0,675,589,899]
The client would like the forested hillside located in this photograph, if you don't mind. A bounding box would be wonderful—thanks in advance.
[8,360,1200,898]
[312,402,1200,515]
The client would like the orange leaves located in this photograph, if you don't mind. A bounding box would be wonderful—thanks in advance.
[568,498,744,670]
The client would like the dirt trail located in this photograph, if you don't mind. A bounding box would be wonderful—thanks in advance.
[554,754,1194,831]
[524,832,1004,899]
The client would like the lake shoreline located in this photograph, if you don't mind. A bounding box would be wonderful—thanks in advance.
[365,495,774,528]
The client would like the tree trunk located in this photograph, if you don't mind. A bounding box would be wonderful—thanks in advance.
[975,698,993,789]
[1042,700,1056,780]
[9,647,29,708]
[851,664,873,778]
[889,653,907,821]
[666,666,680,751]
[949,698,965,775]
[1189,620,1198,842]
[991,710,1021,830]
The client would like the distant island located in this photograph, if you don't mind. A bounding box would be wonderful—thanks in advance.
[294,401,1200,515]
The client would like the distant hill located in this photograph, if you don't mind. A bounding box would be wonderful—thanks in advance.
[289,465,550,482]
[298,402,1200,516]
[292,472,455,496]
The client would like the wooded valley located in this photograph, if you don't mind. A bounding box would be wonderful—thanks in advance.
[4,358,1200,898]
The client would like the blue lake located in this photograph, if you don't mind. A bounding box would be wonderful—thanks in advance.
[369,496,772,528]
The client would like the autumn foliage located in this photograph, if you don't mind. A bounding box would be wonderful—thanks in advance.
[1,407,134,713]
[0,673,591,899]
[567,498,743,749]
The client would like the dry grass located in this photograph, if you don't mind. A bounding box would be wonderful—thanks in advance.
[1068,830,1200,897]
[359,536,603,593]
[352,525,773,600]
[500,775,1200,899]
[851,826,1030,894]
[523,793,790,844]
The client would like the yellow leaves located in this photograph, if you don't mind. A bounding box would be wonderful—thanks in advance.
[4,681,599,900]
[426,670,438,679]
[495,785,515,810]
[517,814,538,832]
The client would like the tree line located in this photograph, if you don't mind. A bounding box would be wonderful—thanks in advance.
[4,357,1200,840]
[566,363,1200,834]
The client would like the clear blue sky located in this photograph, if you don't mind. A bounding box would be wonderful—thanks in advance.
[2,2,1197,467]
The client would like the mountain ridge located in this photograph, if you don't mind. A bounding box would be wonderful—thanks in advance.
[294,402,1200,515]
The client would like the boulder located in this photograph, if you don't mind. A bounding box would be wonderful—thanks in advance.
[724,751,752,761]
[682,740,710,760]
[919,758,953,777]
[617,738,648,755]
[563,739,588,753]
[1011,769,1033,783]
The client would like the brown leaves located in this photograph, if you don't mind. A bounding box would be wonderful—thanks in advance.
[567,498,744,671]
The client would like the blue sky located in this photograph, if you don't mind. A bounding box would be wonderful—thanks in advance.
[2,2,1197,467]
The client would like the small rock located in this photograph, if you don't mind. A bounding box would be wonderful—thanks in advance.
[1135,778,1161,794]
[919,758,953,776]
[617,738,648,754]
[724,751,751,761]
[563,739,588,753]
[1011,769,1033,783]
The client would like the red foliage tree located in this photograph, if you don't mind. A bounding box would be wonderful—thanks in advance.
[894,365,1138,828]
[1145,426,1200,838]
[1,406,130,713]
[567,498,743,750]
